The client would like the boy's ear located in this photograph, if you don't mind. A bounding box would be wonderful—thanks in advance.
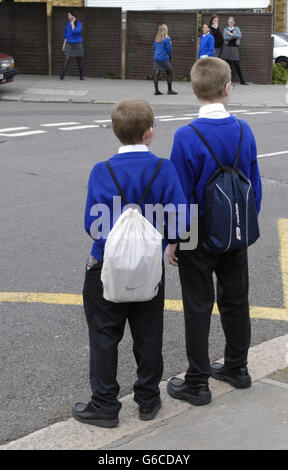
[143,126,154,142]
[224,82,231,97]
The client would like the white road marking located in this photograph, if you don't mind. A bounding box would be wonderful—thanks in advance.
[258,150,288,159]
[41,122,80,127]
[59,125,100,131]
[155,115,174,119]
[0,127,30,133]
[93,119,111,123]
[227,109,249,113]
[243,112,271,115]
[0,130,47,137]
[159,117,194,122]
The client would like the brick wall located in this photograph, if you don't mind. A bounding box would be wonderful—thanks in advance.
[10,0,84,16]
[269,0,287,31]
[202,13,273,84]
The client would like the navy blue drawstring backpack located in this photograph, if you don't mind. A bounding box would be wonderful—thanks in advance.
[189,120,260,253]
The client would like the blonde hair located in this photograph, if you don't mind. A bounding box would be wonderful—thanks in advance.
[228,16,235,24]
[191,57,231,101]
[155,24,169,42]
[112,99,154,145]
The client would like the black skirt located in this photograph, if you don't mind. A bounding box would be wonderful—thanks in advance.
[64,42,84,58]
[153,61,172,71]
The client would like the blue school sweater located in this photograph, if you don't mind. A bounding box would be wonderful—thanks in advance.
[153,38,172,62]
[85,151,188,261]
[64,21,83,43]
[170,116,262,217]
[198,33,215,58]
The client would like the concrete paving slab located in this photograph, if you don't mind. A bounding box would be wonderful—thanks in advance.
[1,334,287,450]
[106,380,288,450]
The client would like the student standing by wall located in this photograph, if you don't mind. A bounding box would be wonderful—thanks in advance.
[209,15,224,58]
[153,24,177,95]
[60,10,84,81]
[198,24,215,59]
[221,17,247,85]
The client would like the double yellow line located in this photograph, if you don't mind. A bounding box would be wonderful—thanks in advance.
[0,219,288,323]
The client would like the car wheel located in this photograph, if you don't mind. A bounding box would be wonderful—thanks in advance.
[275,57,288,69]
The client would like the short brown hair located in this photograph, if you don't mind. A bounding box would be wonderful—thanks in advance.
[111,99,154,145]
[191,57,231,101]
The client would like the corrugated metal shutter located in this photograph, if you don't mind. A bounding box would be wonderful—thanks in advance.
[51,7,122,78]
[202,12,273,84]
[86,1,270,10]
[0,2,48,74]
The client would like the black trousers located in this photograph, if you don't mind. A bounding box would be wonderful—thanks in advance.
[83,264,164,415]
[178,246,250,385]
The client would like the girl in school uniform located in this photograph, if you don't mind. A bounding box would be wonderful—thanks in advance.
[60,10,84,81]
[221,17,247,85]
[198,24,215,59]
[153,24,177,95]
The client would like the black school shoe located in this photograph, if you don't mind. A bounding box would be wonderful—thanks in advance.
[210,362,252,389]
[167,90,178,95]
[139,400,161,421]
[167,378,211,406]
[72,401,119,428]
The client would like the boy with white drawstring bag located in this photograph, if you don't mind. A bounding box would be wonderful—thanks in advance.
[72,99,188,428]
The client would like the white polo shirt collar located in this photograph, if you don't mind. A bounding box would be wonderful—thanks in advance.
[118,144,149,153]
[199,103,230,119]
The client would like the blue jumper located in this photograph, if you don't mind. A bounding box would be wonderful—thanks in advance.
[153,38,172,62]
[198,33,215,58]
[64,21,83,43]
[85,151,189,261]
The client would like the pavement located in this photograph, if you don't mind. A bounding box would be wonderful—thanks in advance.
[1,334,288,450]
[0,74,287,107]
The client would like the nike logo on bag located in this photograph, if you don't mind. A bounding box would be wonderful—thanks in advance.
[125,284,145,291]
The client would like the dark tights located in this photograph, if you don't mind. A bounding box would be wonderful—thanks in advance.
[61,56,84,79]
[154,69,173,92]
[226,60,245,84]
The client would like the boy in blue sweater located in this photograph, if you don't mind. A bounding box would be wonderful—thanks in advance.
[166,58,262,405]
[72,99,188,427]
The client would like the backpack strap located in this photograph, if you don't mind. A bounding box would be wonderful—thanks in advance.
[105,158,163,207]
[189,119,243,171]
[105,161,129,205]
[138,158,163,206]
[233,119,243,169]
[189,124,225,171]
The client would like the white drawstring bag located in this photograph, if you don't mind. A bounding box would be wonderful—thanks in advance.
[101,208,163,303]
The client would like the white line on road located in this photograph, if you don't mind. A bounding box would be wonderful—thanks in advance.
[0,130,47,137]
[40,122,80,127]
[0,127,30,133]
[243,112,271,115]
[155,115,174,119]
[258,150,288,159]
[59,125,100,131]
[227,109,249,113]
[159,117,194,122]
[93,119,112,123]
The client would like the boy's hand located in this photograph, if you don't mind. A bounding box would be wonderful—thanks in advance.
[165,243,178,267]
